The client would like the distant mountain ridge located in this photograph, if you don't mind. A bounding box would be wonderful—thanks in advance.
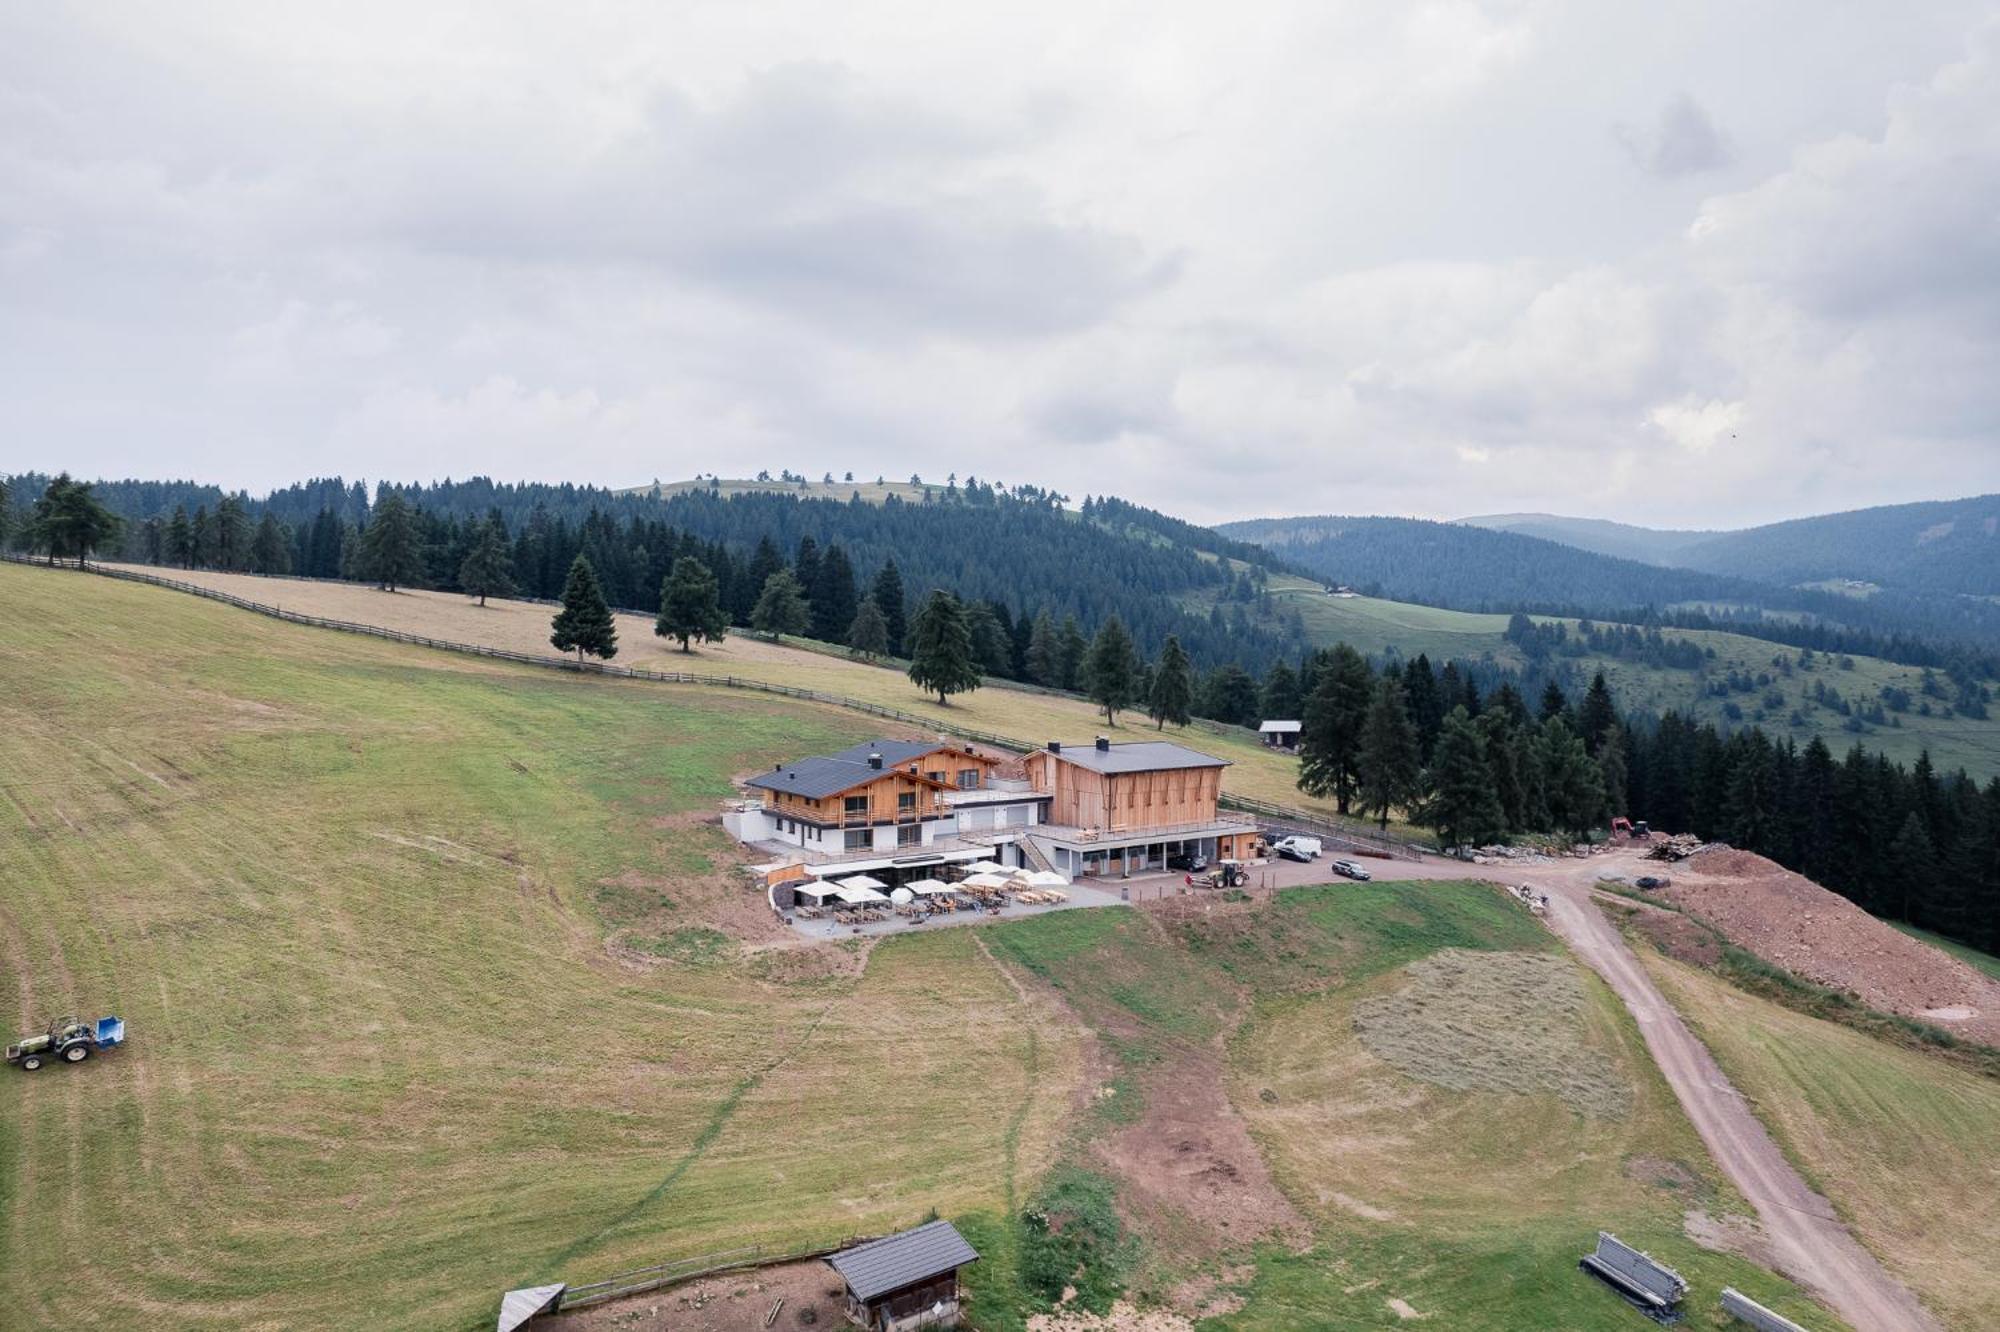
[1457,494,2000,597]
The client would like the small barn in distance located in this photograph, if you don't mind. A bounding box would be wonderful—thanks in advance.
[1258,719,1301,751]
[827,1219,979,1330]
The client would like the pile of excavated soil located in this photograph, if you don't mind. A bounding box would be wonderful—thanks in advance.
[1662,848,2000,1045]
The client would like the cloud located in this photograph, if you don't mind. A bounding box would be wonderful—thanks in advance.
[1615,94,1735,178]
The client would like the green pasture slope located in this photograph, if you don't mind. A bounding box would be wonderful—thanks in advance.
[0,563,1083,1329]
[1228,576,2000,779]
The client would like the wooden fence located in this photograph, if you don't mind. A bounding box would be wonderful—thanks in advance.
[4,555,1431,859]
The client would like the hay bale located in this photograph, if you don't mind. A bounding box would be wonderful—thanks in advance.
[1353,949,1632,1118]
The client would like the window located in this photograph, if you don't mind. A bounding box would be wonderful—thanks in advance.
[897,823,920,847]
[898,792,917,814]
[844,829,870,852]
[957,768,979,789]
[925,770,945,784]
[844,795,869,820]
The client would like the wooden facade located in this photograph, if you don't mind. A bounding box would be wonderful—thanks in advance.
[848,1272,961,1331]
[762,769,955,828]
[1024,753,1224,832]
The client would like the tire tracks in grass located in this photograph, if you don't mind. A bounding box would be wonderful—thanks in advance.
[544,1001,838,1274]
[973,931,1041,1213]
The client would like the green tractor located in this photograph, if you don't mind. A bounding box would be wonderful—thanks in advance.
[7,1015,125,1071]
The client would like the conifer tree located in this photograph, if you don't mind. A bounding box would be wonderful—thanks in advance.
[1082,614,1141,725]
[27,474,121,567]
[1538,679,1569,724]
[870,560,908,655]
[741,536,786,623]
[1148,634,1194,730]
[966,601,1013,675]
[750,569,811,636]
[359,492,421,591]
[1403,653,1445,760]
[1578,671,1618,755]
[1597,724,1630,815]
[1357,675,1422,831]
[1259,660,1302,721]
[457,519,516,605]
[847,597,890,659]
[1025,610,1061,685]
[550,554,618,663]
[249,512,290,576]
[656,555,727,652]
[1423,706,1508,848]
[810,542,858,642]
[1887,810,1937,924]
[1056,615,1088,690]
[908,590,982,705]
[1298,643,1373,813]
[165,505,194,568]
[1538,717,1605,839]
[792,535,821,599]
[214,495,251,570]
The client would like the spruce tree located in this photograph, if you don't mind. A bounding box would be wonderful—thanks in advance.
[1357,675,1421,831]
[1082,614,1141,726]
[1148,634,1194,730]
[1538,679,1569,724]
[1423,706,1507,848]
[214,495,251,570]
[1025,610,1061,685]
[870,559,909,655]
[550,554,618,663]
[1259,661,1302,721]
[656,555,727,652]
[810,542,858,642]
[965,601,1013,675]
[847,597,891,659]
[1198,665,1260,727]
[1403,654,1444,761]
[750,569,812,636]
[1886,810,1937,925]
[741,536,786,623]
[1297,643,1373,813]
[1578,671,1618,755]
[1598,724,1630,815]
[1538,717,1606,840]
[457,519,516,606]
[249,512,290,576]
[1056,615,1088,690]
[907,590,982,705]
[165,506,194,568]
[792,535,821,601]
[359,492,421,592]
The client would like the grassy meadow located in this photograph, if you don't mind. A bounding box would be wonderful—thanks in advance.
[1250,577,2000,779]
[1647,951,2000,1329]
[0,563,1083,1328]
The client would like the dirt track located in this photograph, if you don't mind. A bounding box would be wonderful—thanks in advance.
[1386,850,1944,1332]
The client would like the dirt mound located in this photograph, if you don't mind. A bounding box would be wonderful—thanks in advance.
[1663,848,2000,1045]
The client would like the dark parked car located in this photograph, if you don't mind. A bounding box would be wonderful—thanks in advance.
[1634,875,1670,890]
[1331,859,1372,881]
[1167,852,1208,873]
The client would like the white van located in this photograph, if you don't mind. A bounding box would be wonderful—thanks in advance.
[1271,835,1322,862]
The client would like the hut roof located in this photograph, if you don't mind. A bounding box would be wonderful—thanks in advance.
[828,1220,979,1303]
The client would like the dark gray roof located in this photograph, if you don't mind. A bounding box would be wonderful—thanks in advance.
[828,1220,979,1302]
[1043,740,1228,774]
[747,740,988,800]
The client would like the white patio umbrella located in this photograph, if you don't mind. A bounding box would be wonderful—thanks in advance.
[889,886,915,905]
[964,860,1007,874]
[834,884,889,904]
[905,879,953,895]
[835,874,888,890]
[961,872,1011,889]
[1025,870,1070,887]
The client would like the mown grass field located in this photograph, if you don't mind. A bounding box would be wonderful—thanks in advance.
[1647,951,2000,1330]
[1248,576,2000,779]
[1203,884,1846,1331]
[101,564,1346,823]
[0,563,1083,1329]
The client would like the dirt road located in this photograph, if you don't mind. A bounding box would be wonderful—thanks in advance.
[1361,850,1944,1332]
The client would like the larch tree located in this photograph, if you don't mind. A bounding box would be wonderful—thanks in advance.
[457,519,516,606]
[750,569,811,636]
[1082,614,1141,726]
[656,555,728,652]
[907,589,982,705]
[1357,675,1422,831]
[847,597,890,659]
[550,554,618,663]
[1148,634,1194,730]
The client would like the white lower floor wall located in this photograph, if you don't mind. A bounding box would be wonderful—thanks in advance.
[1029,835,1220,879]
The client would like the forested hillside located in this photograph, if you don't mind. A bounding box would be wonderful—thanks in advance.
[1219,513,2000,655]
[0,472,1309,677]
[1459,513,1714,564]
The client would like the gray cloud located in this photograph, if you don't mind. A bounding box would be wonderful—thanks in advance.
[3,4,1998,527]
[1615,93,1735,178]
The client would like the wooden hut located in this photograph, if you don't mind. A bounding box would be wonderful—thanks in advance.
[826,1219,979,1331]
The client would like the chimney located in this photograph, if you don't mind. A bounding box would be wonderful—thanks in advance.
[1095,735,1111,751]
[1048,740,1062,753]
[868,751,883,769]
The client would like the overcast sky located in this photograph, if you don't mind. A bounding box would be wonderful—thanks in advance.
[5,3,1999,526]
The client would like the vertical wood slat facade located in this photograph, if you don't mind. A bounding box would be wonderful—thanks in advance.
[1025,753,1225,831]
